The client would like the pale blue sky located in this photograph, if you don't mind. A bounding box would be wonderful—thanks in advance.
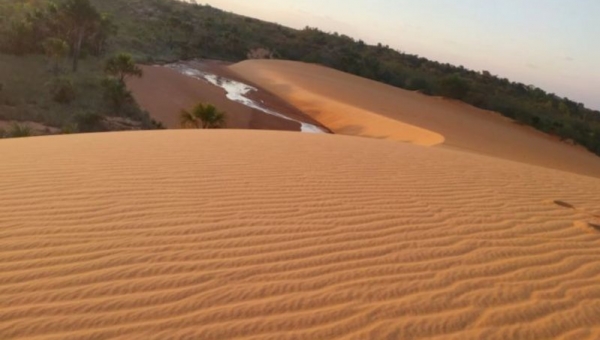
[197,0,599,109]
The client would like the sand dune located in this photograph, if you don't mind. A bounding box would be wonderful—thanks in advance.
[1,130,600,339]
[230,60,600,178]
[127,61,325,132]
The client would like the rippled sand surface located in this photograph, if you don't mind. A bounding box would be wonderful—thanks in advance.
[1,130,599,339]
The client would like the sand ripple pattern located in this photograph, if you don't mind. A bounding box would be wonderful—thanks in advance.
[1,130,600,339]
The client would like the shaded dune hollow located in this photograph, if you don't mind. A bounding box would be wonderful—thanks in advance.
[1,130,600,339]
[230,60,600,178]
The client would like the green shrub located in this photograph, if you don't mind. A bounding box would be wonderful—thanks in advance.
[61,123,78,134]
[74,112,104,132]
[104,53,142,82]
[101,77,132,112]
[8,123,32,138]
[407,77,432,95]
[48,76,76,104]
[439,75,470,100]
[151,118,165,129]
[43,38,69,74]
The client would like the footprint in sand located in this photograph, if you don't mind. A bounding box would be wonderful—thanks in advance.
[553,200,575,209]
[552,200,600,233]
[588,220,600,232]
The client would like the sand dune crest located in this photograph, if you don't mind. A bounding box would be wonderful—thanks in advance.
[230,60,600,178]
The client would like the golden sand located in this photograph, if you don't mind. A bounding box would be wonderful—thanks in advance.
[230,60,600,178]
[1,130,600,339]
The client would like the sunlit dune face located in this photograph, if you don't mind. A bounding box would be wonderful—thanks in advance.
[231,60,600,178]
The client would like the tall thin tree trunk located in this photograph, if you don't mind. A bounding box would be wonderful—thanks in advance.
[72,28,84,72]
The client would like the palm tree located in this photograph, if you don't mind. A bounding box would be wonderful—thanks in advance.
[180,108,200,129]
[180,103,226,129]
[105,53,143,84]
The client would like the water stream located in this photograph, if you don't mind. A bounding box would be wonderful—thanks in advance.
[166,63,326,133]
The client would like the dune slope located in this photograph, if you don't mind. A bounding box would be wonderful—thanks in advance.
[126,64,301,131]
[1,130,600,339]
[230,60,600,178]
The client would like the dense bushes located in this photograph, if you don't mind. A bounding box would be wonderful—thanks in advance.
[0,1,157,138]
[101,77,132,111]
[48,76,76,103]
[1,0,598,153]
[439,75,470,100]
[0,123,32,138]
[73,112,104,132]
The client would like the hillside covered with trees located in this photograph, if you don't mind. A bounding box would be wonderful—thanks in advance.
[0,0,161,136]
[1,0,599,156]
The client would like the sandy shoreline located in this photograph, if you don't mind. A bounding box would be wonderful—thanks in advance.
[127,60,328,133]
[166,62,326,133]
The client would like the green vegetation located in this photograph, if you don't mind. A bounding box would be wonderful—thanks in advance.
[88,0,600,155]
[0,0,158,138]
[60,0,102,71]
[104,53,142,82]
[43,37,69,74]
[0,0,598,155]
[102,53,142,113]
[0,123,33,138]
[9,123,33,138]
[439,75,470,100]
[48,76,76,104]
[180,103,227,129]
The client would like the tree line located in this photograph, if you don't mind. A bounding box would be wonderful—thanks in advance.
[0,0,115,71]
[0,0,163,136]
[82,0,600,156]
[2,0,598,154]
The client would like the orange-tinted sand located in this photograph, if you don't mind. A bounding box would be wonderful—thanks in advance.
[126,63,325,132]
[1,130,600,339]
[230,60,600,178]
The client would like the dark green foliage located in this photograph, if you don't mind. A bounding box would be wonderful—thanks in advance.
[59,0,102,71]
[0,53,155,134]
[151,119,166,129]
[0,0,599,154]
[73,111,104,132]
[439,75,470,100]
[101,77,132,112]
[82,0,596,155]
[48,76,76,103]
[61,123,77,134]
[180,103,227,129]
[42,37,69,74]
[0,0,155,137]
[104,53,142,82]
[7,123,32,138]
[407,77,433,95]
